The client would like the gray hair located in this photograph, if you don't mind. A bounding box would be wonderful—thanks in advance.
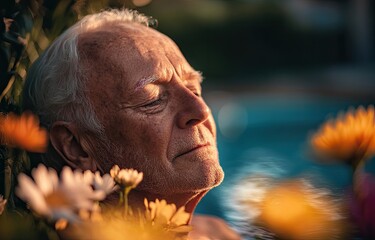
[23,9,152,131]
[22,9,153,170]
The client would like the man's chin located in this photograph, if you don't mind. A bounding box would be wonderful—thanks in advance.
[206,165,225,188]
[193,159,225,189]
[174,164,225,194]
[139,166,224,196]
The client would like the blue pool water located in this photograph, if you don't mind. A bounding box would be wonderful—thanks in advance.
[195,90,375,237]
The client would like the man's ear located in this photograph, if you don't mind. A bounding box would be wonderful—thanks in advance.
[49,121,98,172]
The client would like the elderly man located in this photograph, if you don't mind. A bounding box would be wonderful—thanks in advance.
[23,9,240,239]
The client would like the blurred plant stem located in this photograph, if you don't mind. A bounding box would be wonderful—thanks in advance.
[352,158,365,195]
[123,187,132,217]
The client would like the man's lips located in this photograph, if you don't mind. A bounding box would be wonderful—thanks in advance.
[174,143,211,160]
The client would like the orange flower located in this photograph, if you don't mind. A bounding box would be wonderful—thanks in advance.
[0,112,48,152]
[258,180,347,240]
[310,105,375,164]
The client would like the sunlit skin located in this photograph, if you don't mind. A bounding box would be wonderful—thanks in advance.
[51,22,224,215]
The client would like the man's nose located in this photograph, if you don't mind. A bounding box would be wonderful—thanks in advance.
[176,91,211,129]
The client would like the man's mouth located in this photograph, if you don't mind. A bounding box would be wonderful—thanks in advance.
[174,143,211,160]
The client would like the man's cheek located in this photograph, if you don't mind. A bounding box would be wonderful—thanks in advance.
[140,125,166,150]
[206,114,217,138]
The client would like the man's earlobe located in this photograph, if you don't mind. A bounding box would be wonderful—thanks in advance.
[50,121,98,172]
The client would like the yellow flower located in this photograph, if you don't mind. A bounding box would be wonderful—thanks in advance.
[110,165,143,189]
[257,180,347,240]
[310,105,375,164]
[59,204,186,240]
[144,198,191,232]
[59,215,177,240]
[0,112,48,152]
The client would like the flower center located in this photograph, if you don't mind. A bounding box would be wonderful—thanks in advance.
[45,191,70,208]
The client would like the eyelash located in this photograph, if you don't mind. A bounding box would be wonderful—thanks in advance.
[189,87,201,97]
[143,98,163,108]
[138,86,200,110]
[140,93,168,110]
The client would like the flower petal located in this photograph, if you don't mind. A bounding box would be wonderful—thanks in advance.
[16,173,50,216]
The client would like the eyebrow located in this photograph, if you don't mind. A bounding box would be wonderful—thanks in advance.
[135,75,159,91]
[134,70,203,91]
[186,71,204,84]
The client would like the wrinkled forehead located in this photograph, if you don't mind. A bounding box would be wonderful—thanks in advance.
[78,23,186,70]
[77,22,190,91]
[79,23,173,51]
[76,22,196,113]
